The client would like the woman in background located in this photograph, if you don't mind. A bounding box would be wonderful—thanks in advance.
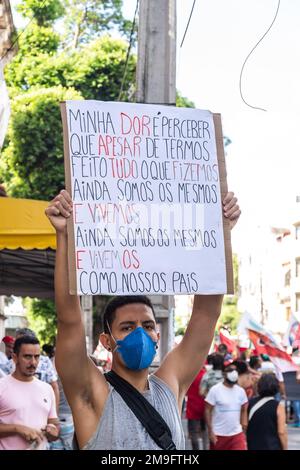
[247,374,287,450]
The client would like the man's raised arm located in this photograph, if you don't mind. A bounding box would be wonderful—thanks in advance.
[45,190,88,383]
[45,191,108,412]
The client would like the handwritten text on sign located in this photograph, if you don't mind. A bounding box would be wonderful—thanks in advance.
[64,100,227,295]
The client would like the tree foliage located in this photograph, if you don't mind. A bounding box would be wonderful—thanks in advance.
[62,0,132,49]
[17,0,65,26]
[1,0,196,336]
[176,92,195,108]
[0,86,82,199]
[25,298,57,344]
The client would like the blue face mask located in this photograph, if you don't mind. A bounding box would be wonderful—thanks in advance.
[114,327,157,370]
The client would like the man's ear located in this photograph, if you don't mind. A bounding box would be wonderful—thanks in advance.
[12,352,17,364]
[99,332,112,352]
[155,330,160,349]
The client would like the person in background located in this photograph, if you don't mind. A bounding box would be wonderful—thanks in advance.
[0,336,59,450]
[0,336,14,372]
[232,360,254,398]
[249,355,262,372]
[185,366,207,450]
[2,329,60,413]
[50,373,74,450]
[42,344,55,361]
[200,353,224,397]
[259,355,286,402]
[217,344,232,362]
[248,355,262,396]
[247,374,287,450]
[205,361,248,450]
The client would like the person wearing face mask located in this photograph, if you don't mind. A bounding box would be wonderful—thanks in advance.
[205,362,248,450]
[45,189,241,450]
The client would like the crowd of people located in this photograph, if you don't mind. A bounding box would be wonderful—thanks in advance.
[0,331,296,451]
[185,344,293,450]
[0,189,294,451]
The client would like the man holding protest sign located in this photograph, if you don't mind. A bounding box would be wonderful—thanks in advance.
[45,187,240,450]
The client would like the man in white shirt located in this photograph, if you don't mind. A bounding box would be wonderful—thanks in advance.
[205,361,248,450]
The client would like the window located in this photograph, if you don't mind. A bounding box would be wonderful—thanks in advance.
[296,258,300,278]
[296,225,300,240]
[297,294,300,313]
[285,269,291,286]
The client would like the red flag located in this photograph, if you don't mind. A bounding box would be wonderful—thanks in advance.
[219,329,237,354]
[248,329,297,372]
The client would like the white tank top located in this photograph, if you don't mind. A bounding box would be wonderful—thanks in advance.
[83,374,185,450]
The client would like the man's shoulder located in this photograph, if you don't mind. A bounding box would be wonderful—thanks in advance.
[206,380,222,396]
[211,380,223,389]
[32,377,53,392]
[0,374,12,388]
[233,383,248,398]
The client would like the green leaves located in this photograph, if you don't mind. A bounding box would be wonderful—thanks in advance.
[17,0,65,26]
[25,298,57,344]
[0,86,82,199]
[62,0,131,48]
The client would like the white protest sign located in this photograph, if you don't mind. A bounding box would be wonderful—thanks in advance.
[61,100,233,296]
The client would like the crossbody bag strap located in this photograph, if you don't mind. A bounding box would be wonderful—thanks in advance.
[248,397,275,421]
[105,370,176,450]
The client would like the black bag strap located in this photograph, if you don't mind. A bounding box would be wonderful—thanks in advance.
[105,370,176,450]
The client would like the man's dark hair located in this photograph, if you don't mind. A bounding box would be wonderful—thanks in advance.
[42,344,55,358]
[249,355,261,370]
[217,343,228,355]
[232,360,248,375]
[209,353,224,370]
[257,373,279,398]
[15,327,36,338]
[103,296,156,334]
[13,335,40,355]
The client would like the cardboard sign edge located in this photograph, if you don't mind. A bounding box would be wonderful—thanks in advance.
[60,101,78,295]
[213,113,234,295]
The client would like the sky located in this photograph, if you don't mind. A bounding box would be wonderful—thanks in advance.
[10,0,300,252]
[123,0,300,253]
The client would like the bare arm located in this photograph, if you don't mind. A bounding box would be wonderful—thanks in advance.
[240,403,248,433]
[277,403,288,450]
[0,423,44,444]
[205,403,217,445]
[44,418,60,442]
[45,191,109,447]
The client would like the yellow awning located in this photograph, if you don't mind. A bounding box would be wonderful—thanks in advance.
[0,197,56,250]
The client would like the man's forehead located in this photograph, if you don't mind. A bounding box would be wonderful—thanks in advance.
[114,303,155,322]
[19,344,40,353]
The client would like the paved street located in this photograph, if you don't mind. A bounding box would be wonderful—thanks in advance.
[287,426,300,450]
[182,418,300,450]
